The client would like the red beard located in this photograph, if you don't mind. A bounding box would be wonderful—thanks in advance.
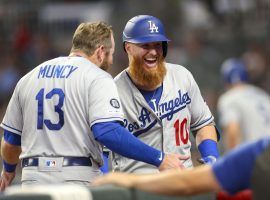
[129,55,166,90]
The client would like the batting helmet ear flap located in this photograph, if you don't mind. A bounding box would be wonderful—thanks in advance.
[162,41,168,58]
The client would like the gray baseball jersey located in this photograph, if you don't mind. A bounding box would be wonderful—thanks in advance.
[217,84,270,143]
[112,62,214,173]
[1,56,124,166]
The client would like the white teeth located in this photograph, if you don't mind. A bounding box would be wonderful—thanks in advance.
[145,58,156,61]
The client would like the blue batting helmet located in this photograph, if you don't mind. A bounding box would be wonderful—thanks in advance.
[221,58,249,84]
[123,15,170,57]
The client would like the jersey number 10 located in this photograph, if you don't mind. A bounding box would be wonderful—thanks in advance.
[174,118,189,146]
[36,88,65,130]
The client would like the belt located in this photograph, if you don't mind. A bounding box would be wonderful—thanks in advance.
[22,157,92,168]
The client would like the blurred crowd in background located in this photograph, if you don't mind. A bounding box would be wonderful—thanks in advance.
[1,0,270,184]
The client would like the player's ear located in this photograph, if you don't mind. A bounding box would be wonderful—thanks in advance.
[124,43,131,53]
[96,45,105,63]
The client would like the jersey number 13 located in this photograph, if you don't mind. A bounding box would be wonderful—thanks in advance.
[36,88,65,130]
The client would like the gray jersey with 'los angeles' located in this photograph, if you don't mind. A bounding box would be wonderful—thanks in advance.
[1,56,124,167]
[112,62,214,173]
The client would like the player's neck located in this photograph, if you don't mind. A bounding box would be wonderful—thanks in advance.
[69,51,100,67]
[69,51,89,59]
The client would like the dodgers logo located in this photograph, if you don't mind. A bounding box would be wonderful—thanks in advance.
[110,98,120,108]
[148,21,159,33]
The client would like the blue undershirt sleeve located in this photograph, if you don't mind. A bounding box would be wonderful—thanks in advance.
[4,130,21,146]
[212,138,270,195]
[92,122,164,167]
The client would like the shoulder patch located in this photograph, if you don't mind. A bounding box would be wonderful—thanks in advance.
[110,99,120,108]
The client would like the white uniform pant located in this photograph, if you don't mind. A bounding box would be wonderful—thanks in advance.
[21,165,102,186]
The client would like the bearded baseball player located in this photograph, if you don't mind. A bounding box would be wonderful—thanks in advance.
[0,21,186,190]
[112,15,219,173]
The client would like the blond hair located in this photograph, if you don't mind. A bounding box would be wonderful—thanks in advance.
[71,22,112,56]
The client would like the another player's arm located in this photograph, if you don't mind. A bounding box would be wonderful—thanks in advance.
[217,100,242,151]
[93,164,221,195]
[0,130,21,191]
[93,138,270,196]
[223,121,242,151]
[128,165,220,195]
[92,122,189,171]
[194,124,219,164]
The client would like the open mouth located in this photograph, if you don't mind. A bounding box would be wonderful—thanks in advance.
[144,57,158,68]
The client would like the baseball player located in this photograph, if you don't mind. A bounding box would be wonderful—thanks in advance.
[111,15,219,173]
[0,22,186,190]
[217,58,270,151]
[93,137,270,199]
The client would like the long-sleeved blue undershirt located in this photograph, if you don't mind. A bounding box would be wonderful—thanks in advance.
[4,122,164,168]
[92,121,164,167]
[212,138,270,195]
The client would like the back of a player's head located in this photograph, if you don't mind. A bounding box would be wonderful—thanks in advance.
[221,58,249,85]
[122,15,170,57]
[71,22,113,56]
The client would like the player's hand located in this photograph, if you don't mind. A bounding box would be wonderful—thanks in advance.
[0,170,16,192]
[197,155,217,165]
[158,153,190,171]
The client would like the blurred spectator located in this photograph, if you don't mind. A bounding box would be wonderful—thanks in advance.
[180,0,214,29]
[217,58,270,151]
[180,31,222,91]
[214,0,255,16]
[175,31,223,118]
[14,20,31,55]
[242,42,268,91]
[0,52,20,105]
[23,32,58,70]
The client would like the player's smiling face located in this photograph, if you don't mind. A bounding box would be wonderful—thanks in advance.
[128,42,163,71]
[126,41,166,90]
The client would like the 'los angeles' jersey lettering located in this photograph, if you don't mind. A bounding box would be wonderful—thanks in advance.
[156,90,191,120]
[124,89,191,133]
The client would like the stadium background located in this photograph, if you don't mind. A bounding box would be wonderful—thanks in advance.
[0,0,270,186]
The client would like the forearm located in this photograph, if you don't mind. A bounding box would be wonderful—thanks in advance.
[195,125,217,145]
[223,122,242,151]
[1,138,21,164]
[133,165,221,196]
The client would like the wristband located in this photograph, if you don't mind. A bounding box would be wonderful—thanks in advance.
[3,160,17,173]
[198,139,219,158]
